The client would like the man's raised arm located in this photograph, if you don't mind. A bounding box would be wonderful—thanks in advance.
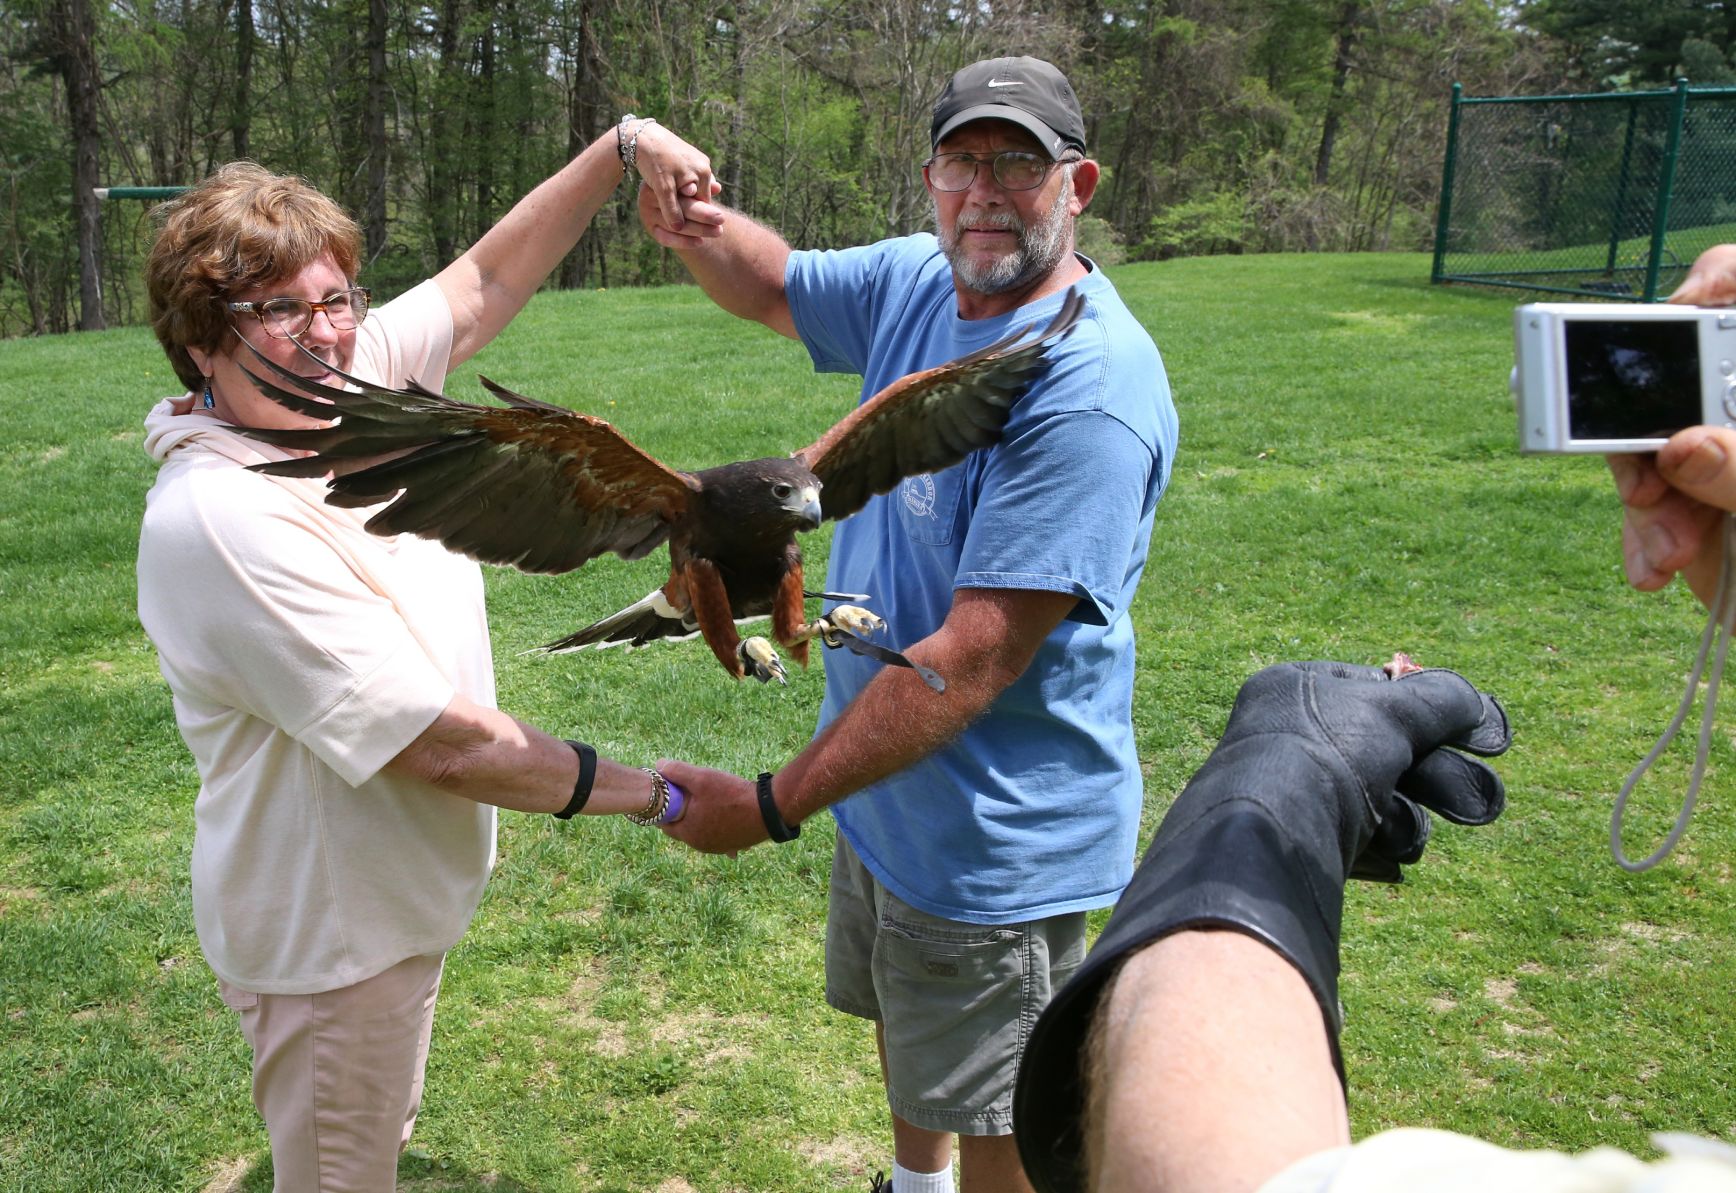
[638,184,797,339]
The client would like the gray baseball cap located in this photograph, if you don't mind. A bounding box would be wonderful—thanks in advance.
[930,56,1086,159]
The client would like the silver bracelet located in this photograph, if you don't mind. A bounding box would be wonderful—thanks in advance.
[621,118,657,175]
[625,767,671,826]
[616,112,636,170]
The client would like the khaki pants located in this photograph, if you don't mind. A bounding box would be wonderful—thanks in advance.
[219,953,445,1192]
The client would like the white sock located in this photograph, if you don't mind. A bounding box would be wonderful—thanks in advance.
[892,1160,954,1193]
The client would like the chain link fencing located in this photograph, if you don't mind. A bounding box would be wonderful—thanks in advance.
[1431,81,1736,302]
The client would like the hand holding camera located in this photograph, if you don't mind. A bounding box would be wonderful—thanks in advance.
[1605,246,1736,603]
[1508,245,1736,605]
[1509,250,1736,871]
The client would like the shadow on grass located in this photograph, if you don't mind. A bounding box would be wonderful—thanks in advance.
[224,1151,540,1191]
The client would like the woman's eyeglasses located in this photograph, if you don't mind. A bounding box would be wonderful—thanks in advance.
[226,287,371,340]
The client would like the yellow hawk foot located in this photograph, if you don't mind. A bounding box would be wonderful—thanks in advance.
[739,636,789,685]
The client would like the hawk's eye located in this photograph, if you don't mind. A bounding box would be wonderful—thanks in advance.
[771,483,794,500]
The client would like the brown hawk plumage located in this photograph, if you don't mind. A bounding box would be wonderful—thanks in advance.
[239,290,1084,684]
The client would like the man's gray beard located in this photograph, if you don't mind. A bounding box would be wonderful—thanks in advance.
[934,174,1074,296]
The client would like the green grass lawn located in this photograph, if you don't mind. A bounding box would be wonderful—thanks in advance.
[5,252,1736,1190]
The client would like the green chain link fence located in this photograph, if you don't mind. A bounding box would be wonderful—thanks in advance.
[1431,79,1736,302]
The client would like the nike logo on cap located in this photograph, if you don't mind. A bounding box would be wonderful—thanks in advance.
[987,78,1024,88]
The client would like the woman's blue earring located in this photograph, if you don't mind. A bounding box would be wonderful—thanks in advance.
[201,380,215,410]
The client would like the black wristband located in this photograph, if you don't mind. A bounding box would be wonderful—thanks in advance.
[555,740,597,819]
[756,771,800,843]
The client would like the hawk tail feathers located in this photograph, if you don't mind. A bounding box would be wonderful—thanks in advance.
[537,592,771,654]
[540,589,694,653]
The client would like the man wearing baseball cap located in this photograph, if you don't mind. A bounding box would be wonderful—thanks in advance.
[931,56,1088,163]
[640,56,1176,1192]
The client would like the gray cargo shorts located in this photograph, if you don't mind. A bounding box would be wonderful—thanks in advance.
[824,833,1087,1135]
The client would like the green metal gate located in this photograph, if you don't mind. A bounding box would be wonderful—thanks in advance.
[1431,79,1736,301]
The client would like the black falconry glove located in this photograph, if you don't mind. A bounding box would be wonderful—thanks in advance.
[1012,661,1512,1193]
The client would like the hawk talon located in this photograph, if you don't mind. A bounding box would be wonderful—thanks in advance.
[739,636,788,685]
[823,604,885,642]
[789,604,888,649]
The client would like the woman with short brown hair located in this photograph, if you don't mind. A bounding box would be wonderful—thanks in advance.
[137,120,719,1189]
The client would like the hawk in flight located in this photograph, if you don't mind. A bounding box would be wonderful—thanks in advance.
[240,291,1084,688]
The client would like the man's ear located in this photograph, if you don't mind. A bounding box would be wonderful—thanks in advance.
[920,161,940,201]
[1069,159,1101,216]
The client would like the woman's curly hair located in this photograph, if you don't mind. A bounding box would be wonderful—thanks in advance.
[146,162,362,391]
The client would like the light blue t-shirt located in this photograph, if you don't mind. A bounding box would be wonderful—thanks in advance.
[786,233,1178,923]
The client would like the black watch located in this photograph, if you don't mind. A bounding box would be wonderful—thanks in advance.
[756,771,800,843]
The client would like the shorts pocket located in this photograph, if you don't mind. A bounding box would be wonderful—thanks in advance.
[878,915,1024,984]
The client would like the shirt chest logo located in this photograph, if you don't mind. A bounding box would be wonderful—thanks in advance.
[901,474,937,519]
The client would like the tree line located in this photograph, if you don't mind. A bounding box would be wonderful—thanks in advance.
[2,0,1728,338]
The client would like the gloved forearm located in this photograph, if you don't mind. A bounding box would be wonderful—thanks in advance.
[1013,661,1511,1193]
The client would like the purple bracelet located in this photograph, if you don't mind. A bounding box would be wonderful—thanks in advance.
[655,780,687,826]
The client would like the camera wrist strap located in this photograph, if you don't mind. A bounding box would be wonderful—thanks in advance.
[1612,511,1736,872]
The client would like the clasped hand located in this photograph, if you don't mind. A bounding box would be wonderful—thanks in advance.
[655,760,771,856]
[631,124,726,249]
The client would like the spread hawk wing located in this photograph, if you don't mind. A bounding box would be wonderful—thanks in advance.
[239,347,695,575]
[794,289,1085,522]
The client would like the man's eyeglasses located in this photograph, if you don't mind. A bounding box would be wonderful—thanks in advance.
[924,150,1081,192]
[226,287,371,340]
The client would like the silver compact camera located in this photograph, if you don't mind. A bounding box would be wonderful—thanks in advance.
[1513,302,1736,454]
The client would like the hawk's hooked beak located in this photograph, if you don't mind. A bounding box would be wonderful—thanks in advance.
[791,485,822,531]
